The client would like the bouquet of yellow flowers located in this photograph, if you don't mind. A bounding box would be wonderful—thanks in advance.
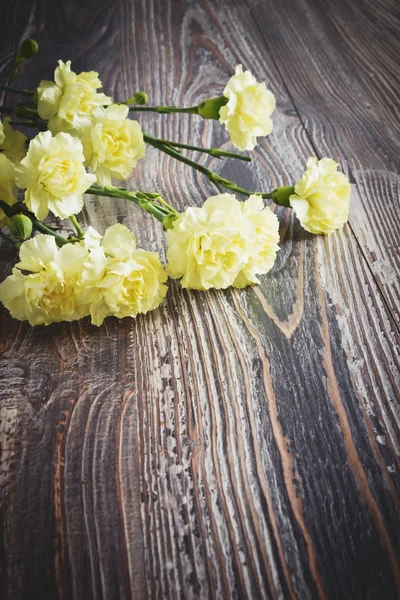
[0,40,351,327]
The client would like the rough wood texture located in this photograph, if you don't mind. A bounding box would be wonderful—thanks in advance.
[1,0,399,599]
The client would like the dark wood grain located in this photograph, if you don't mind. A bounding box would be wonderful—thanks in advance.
[1,0,399,599]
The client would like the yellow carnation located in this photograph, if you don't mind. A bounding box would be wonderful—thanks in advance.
[233,195,280,288]
[78,224,168,326]
[290,157,351,234]
[88,251,168,326]
[219,65,276,151]
[0,117,27,164]
[37,60,112,135]
[0,154,17,228]
[166,193,279,290]
[0,235,89,326]
[82,104,145,184]
[15,131,96,220]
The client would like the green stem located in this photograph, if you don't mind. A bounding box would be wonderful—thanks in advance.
[146,139,211,177]
[0,106,41,122]
[87,185,172,223]
[150,194,179,215]
[9,119,38,127]
[134,192,171,216]
[9,117,46,131]
[129,105,198,114]
[70,214,84,238]
[143,133,251,162]
[0,84,34,97]
[0,199,72,246]
[16,106,38,118]
[146,138,270,197]
[126,189,178,215]
[31,220,73,245]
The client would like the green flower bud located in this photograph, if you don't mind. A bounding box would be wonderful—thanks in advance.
[270,186,295,208]
[132,91,148,105]
[120,91,148,106]
[197,95,228,120]
[162,213,179,231]
[19,39,39,60]
[12,39,39,75]
[8,214,33,240]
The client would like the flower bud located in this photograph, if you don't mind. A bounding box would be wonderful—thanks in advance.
[197,95,228,120]
[19,39,39,60]
[132,92,148,105]
[12,39,39,75]
[8,214,33,240]
[121,92,148,106]
[270,186,295,208]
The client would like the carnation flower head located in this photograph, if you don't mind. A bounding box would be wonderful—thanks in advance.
[0,153,17,227]
[289,157,351,234]
[78,224,168,326]
[219,65,276,151]
[166,193,279,290]
[0,235,89,326]
[233,195,280,288]
[15,130,96,220]
[81,104,146,184]
[37,60,112,135]
[0,117,27,164]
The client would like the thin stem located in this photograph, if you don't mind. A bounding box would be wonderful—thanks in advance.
[152,195,179,215]
[212,179,225,194]
[129,105,198,114]
[9,119,39,127]
[0,84,34,97]
[17,107,38,118]
[0,106,41,121]
[11,116,46,131]
[146,137,271,198]
[0,106,46,133]
[134,190,178,215]
[0,198,19,218]
[143,133,251,162]
[70,214,84,239]
[87,185,171,223]
[18,208,74,244]
[0,199,72,246]
[31,220,72,245]
[134,192,171,216]
[146,139,211,176]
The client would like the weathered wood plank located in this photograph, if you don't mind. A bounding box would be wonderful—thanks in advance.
[1,0,399,599]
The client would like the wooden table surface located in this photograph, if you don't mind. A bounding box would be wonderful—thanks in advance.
[1,0,399,598]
